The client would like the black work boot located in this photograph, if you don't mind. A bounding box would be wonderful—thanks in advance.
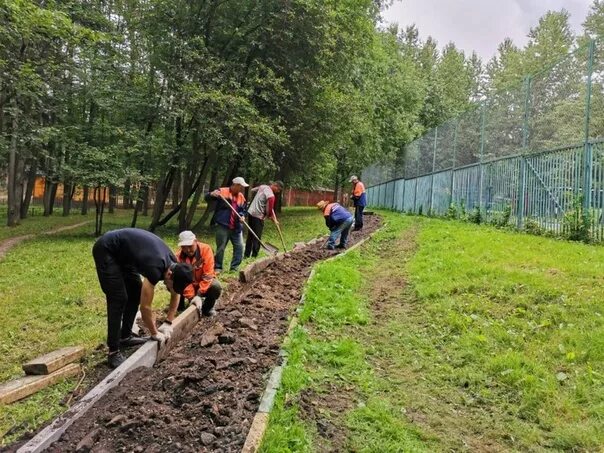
[119,335,148,347]
[108,351,126,369]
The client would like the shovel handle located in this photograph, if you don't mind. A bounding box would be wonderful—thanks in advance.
[218,194,266,246]
[272,210,288,252]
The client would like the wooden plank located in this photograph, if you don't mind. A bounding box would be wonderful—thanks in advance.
[18,342,157,453]
[0,364,80,405]
[22,346,85,375]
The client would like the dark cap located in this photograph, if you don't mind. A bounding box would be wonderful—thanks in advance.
[271,180,284,189]
[171,263,194,294]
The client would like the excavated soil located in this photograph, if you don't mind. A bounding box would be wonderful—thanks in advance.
[48,215,380,452]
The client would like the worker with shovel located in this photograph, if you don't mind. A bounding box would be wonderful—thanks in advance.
[175,230,222,317]
[244,181,285,258]
[317,200,354,250]
[206,177,248,272]
[92,228,194,368]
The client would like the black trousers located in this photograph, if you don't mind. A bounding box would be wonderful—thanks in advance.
[92,242,142,353]
[178,278,223,314]
[244,215,265,258]
[354,205,365,229]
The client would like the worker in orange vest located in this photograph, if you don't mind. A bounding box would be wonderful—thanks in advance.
[175,231,222,316]
[317,200,354,250]
[349,175,366,231]
[205,177,248,272]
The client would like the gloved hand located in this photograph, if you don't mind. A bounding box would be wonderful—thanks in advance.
[191,295,203,309]
[158,323,173,339]
[191,296,203,315]
[151,332,168,344]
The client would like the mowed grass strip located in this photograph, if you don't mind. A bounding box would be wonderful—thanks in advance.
[0,207,325,446]
[261,214,431,452]
[261,212,604,452]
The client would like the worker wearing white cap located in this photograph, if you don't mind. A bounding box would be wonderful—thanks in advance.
[174,230,222,316]
[205,177,249,272]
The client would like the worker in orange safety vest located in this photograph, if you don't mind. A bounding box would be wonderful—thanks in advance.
[175,230,222,317]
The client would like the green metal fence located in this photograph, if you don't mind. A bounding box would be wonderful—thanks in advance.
[363,39,604,241]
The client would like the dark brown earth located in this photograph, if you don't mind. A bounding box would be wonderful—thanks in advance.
[47,215,381,453]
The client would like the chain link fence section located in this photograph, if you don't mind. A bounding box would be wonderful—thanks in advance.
[363,39,604,242]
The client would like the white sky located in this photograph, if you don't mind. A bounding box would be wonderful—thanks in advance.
[382,0,593,60]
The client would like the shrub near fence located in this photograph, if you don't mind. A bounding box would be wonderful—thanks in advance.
[363,39,604,242]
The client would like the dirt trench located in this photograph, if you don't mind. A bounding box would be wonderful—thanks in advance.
[48,216,381,452]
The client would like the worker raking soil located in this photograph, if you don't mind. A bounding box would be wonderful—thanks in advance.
[46,215,381,453]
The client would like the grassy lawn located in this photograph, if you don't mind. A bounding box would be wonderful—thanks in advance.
[0,209,100,242]
[0,207,326,446]
[261,212,604,452]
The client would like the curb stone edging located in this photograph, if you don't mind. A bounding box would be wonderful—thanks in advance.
[241,225,383,453]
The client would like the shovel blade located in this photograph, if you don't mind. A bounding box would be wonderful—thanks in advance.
[262,242,280,255]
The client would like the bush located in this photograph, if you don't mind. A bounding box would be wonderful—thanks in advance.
[563,195,591,243]
[490,204,512,228]
[446,203,459,219]
[468,207,482,224]
[524,218,544,236]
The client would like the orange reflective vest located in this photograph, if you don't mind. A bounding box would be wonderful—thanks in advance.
[176,241,215,299]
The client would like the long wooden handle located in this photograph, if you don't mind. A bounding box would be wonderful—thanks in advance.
[219,195,264,244]
[273,210,287,252]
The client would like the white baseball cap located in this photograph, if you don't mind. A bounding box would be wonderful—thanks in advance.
[178,230,196,246]
[349,175,359,182]
[232,177,249,187]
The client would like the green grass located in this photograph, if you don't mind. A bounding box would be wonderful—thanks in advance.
[0,206,326,446]
[403,218,604,450]
[0,209,101,242]
[261,214,431,452]
[262,212,604,452]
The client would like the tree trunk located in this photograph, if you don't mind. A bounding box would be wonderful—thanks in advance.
[62,181,75,216]
[7,97,21,226]
[43,179,58,217]
[148,169,175,231]
[185,153,216,228]
[108,185,117,213]
[192,165,220,232]
[81,186,89,215]
[142,188,150,216]
[123,179,132,209]
[131,184,148,228]
[172,169,181,209]
[94,185,107,236]
[21,158,37,219]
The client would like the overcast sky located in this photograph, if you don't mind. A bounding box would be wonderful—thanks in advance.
[382,0,593,61]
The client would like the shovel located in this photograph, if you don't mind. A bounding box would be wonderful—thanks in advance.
[219,195,279,255]
[272,209,288,253]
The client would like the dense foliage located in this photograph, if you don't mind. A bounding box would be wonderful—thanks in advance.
[2,1,604,232]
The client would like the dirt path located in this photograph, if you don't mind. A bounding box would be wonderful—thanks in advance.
[0,221,92,261]
[46,216,381,452]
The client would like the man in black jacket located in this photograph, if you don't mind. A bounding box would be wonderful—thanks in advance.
[92,228,193,368]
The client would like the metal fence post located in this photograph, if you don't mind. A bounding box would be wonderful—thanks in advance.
[516,75,532,229]
[583,39,595,219]
[478,104,486,213]
[450,120,459,209]
[429,127,438,215]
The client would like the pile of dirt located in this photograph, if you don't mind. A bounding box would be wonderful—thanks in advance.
[47,216,380,452]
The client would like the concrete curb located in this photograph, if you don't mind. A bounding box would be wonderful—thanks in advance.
[18,306,201,453]
[240,226,382,453]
